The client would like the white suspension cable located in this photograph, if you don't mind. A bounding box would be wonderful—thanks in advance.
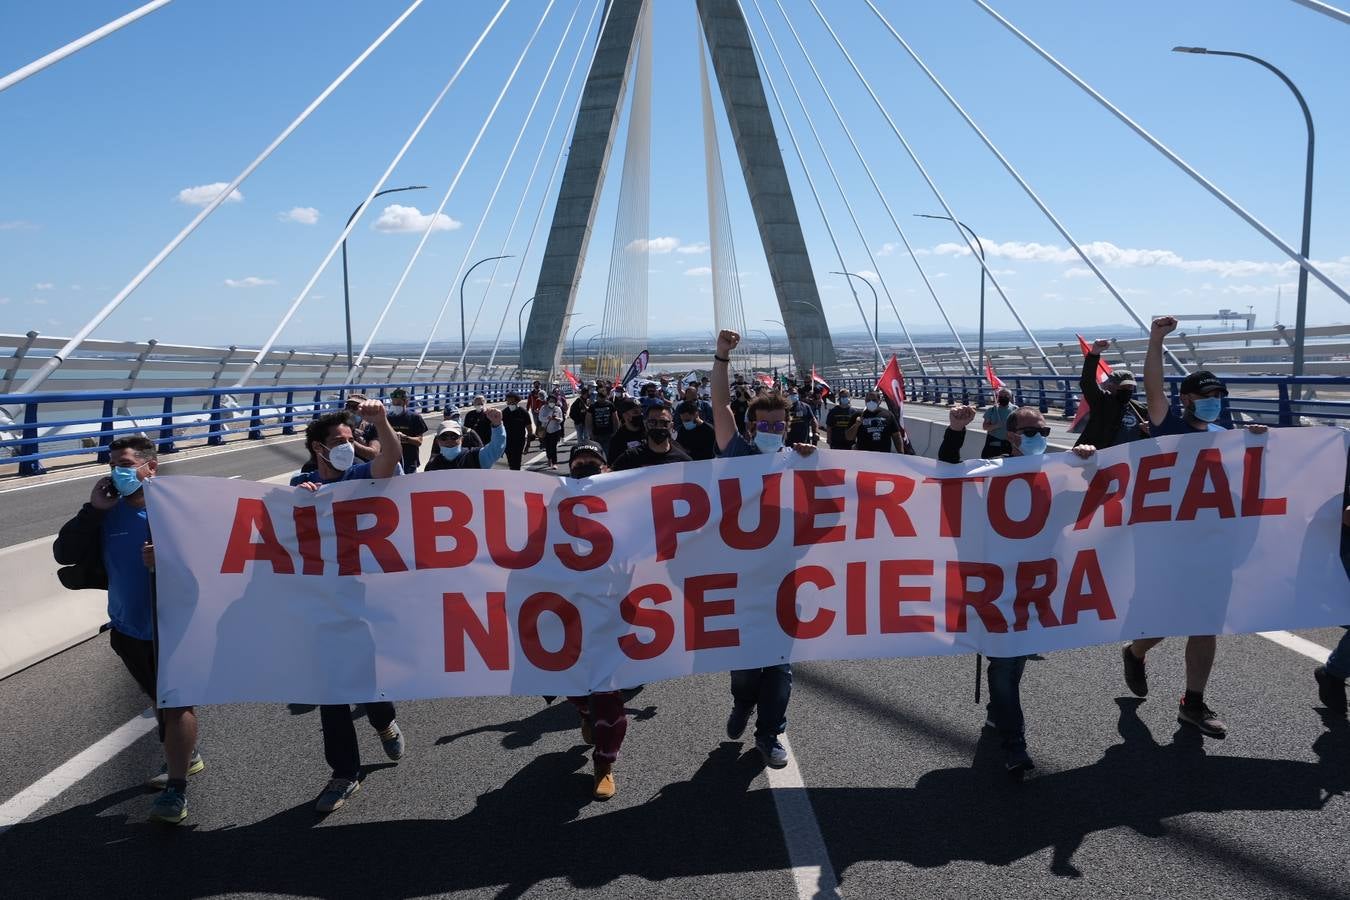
[750,0,927,376]
[485,0,620,372]
[864,0,1188,373]
[1290,0,1350,25]
[972,0,1350,308]
[349,0,563,380]
[416,0,602,376]
[736,1,883,369]
[805,0,1058,375]
[698,20,748,340]
[17,0,426,395]
[0,0,173,94]
[234,0,514,388]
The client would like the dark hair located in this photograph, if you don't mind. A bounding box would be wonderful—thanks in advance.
[746,393,789,423]
[505,392,521,402]
[616,398,640,415]
[675,401,700,417]
[644,401,673,419]
[108,435,157,461]
[304,412,351,469]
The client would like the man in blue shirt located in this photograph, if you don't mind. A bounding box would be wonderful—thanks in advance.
[1122,316,1267,739]
[54,435,201,824]
[290,399,408,814]
[711,329,815,769]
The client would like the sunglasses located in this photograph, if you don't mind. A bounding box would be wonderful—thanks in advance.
[752,421,787,434]
[437,433,462,443]
[1017,427,1051,438]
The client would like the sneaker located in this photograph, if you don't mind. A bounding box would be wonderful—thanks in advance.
[983,717,998,731]
[1004,748,1036,777]
[1177,700,1227,738]
[756,738,789,769]
[378,722,405,761]
[1314,666,1348,716]
[148,786,187,825]
[315,777,361,813]
[1121,645,1148,698]
[145,752,205,790]
[593,766,616,801]
[726,704,753,740]
[579,715,594,747]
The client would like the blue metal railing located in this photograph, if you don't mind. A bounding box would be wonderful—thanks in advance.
[835,374,1350,430]
[0,379,534,476]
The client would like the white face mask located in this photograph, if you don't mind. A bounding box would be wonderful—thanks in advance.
[324,441,356,472]
[473,400,484,408]
[753,430,785,453]
[439,446,462,461]
[507,402,519,410]
[390,404,406,416]
[865,400,879,412]
[838,397,851,407]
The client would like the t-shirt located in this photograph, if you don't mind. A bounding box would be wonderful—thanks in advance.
[825,405,860,450]
[527,389,545,414]
[983,405,1013,440]
[589,400,616,438]
[502,406,533,441]
[101,501,153,640]
[853,410,899,452]
[463,408,493,444]
[608,426,647,464]
[675,421,718,461]
[786,400,815,445]
[386,409,428,472]
[1114,404,1147,446]
[610,441,693,471]
[1151,407,1226,437]
[290,460,384,486]
[540,403,564,434]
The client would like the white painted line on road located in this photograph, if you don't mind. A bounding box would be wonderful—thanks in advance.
[0,708,156,835]
[764,735,841,900]
[1260,630,1332,663]
[227,475,242,479]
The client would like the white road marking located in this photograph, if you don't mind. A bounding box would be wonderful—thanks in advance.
[0,708,156,835]
[1259,630,1332,663]
[227,474,242,479]
[764,735,841,899]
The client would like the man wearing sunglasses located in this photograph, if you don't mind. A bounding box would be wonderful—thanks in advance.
[711,329,816,769]
[424,407,505,471]
[610,401,693,471]
[943,402,1098,778]
[1121,316,1267,739]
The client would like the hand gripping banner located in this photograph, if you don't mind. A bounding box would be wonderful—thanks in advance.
[145,428,1350,707]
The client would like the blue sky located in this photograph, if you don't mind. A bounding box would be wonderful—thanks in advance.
[2,0,1348,354]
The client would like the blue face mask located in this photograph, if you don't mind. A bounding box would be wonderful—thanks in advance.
[682,420,697,431]
[1018,434,1048,456]
[753,430,784,453]
[1192,397,1223,422]
[110,465,145,496]
[439,446,462,462]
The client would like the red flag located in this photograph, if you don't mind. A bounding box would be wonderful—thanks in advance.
[876,354,905,417]
[562,369,581,391]
[811,365,831,393]
[755,373,774,387]
[985,361,1005,391]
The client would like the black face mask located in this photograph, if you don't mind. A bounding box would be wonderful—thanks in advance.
[647,427,671,444]
[997,397,1010,407]
[570,462,603,479]
[1116,389,1135,402]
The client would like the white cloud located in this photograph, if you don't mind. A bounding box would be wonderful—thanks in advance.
[0,220,38,230]
[627,236,681,254]
[176,182,243,206]
[372,204,461,233]
[855,270,879,283]
[1062,267,1093,279]
[279,206,319,225]
[991,268,1016,276]
[684,266,712,277]
[224,276,277,288]
[677,242,709,255]
[29,297,47,305]
[876,242,899,257]
[34,282,53,290]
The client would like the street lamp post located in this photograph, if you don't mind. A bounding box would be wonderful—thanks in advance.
[832,272,881,380]
[751,328,772,374]
[1173,46,1315,398]
[765,319,793,376]
[571,323,598,377]
[342,185,427,371]
[584,334,601,378]
[457,255,512,380]
[917,213,985,391]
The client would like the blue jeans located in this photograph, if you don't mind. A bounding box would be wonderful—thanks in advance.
[730,664,792,743]
[985,655,1028,753]
[1326,629,1350,680]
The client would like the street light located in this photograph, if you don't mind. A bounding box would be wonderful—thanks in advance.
[516,293,559,362]
[765,319,794,375]
[571,323,598,376]
[831,272,881,380]
[342,185,427,370]
[457,255,512,378]
[585,333,602,378]
[1172,46,1315,397]
[916,213,985,388]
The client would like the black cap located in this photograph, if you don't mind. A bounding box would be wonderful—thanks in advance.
[570,440,606,464]
[1180,370,1227,396]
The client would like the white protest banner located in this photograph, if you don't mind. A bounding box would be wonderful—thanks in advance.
[146,427,1350,707]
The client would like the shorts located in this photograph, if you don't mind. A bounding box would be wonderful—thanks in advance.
[109,628,156,700]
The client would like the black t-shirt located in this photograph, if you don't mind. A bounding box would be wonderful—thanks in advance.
[502,406,533,441]
[824,405,859,450]
[786,400,815,445]
[853,410,899,452]
[675,421,718,461]
[608,426,646,465]
[385,409,428,471]
[730,399,749,433]
[589,400,616,437]
[463,409,492,444]
[610,441,693,471]
[569,399,589,424]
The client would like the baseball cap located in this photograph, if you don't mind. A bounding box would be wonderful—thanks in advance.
[345,393,368,405]
[1110,370,1137,389]
[390,388,408,400]
[1179,370,1227,396]
[436,419,463,436]
[570,440,606,464]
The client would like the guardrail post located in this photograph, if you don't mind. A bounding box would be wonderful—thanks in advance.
[249,392,263,440]
[96,397,115,462]
[158,395,178,454]
[2,330,40,395]
[19,401,45,476]
[207,393,225,446]
[1277,381,1293,427]
[1037,382,1048,414]
[1063,390,1078,420]
[281,390,296,435]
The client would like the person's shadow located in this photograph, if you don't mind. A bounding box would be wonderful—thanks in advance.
[435,697,659,751]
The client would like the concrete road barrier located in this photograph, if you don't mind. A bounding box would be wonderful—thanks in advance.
[0,535,108,680]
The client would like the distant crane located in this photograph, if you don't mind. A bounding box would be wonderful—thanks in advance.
[1155,308,1257,331]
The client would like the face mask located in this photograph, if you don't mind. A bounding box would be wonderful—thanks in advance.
[438,446,462,462]
[110,465,145,497]
[789,394,798,403]
[324,441,356,472]
[753,430,785,453]
[865,401,879,413]
[1116,389,1135,402]
[682,420,697,431]
[647,427,671,444]
[390,405,406,416]
[571,461,603,479]
[507,403,519,411]
[838,397,850,407]
[474,401,484,408]
[1192,397,1222,422]
[1018,434,1048,456]
[998,397,1010,407]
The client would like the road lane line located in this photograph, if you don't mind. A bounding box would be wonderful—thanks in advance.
[764,735,841,899]
[0,708,156,835]
[1260,630,1332,662]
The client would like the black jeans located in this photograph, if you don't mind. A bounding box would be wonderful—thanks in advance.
[320,702,396,780]
[505,439,526,471]
[541,429,562,465]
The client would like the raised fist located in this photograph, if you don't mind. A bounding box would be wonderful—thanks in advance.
[1151,316,1178,337]
[358,399,387,422]
[1091,338,1111,354]
[716,330,740,356]
[948,404,977,431]
[485,406,503,427]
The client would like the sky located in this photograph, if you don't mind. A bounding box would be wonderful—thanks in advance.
[1,0,1348,356]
